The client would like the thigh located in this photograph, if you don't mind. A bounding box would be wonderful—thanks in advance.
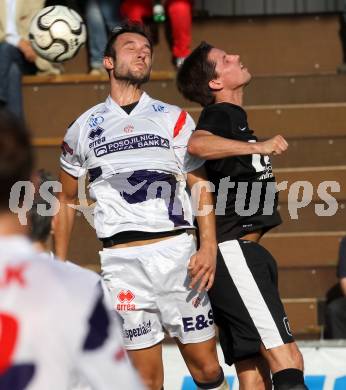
[240,229,263,243]
[209,271,262,365]
[210,240,294,365]
[176,337,220,383]
[100,248,165,350]
[220,240,293,348]
[154,233,215,345]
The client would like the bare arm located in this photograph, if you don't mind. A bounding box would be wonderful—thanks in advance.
[53,169,78,260]
[186,166,217,292]
[187,130,288,160]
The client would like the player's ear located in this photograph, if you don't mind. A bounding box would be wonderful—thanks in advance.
[103,56,114,70]
[208,78,222,91]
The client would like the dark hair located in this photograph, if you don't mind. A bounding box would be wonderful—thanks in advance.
[28,170,54,243]
[0,109,34,209]
[104,21,153,59]
[176,41,217,107]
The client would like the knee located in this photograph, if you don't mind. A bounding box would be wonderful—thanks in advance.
[197,361,222,382]
[280,346,304,371]
[135,364,163,390]
[141,374,163,390]
[264,343,304,372]
[292,348,304,370]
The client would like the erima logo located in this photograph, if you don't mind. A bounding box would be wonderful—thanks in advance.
[117,290,135,311]
[117,290,135,303]
[88,127,104,140]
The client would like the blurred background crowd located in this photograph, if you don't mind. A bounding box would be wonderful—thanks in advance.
[0,0,192,118]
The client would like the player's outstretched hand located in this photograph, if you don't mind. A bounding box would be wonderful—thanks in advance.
[188,246,217,292]
[258,135,288,156]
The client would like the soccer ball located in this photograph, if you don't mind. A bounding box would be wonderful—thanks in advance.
[29,6,87,63]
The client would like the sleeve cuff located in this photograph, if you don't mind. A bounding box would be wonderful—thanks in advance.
[60,157,87,178]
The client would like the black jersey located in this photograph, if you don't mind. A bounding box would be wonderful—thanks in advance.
[196,103,281,241]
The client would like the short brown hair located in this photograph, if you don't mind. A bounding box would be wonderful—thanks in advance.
[176,42,217,107]
[104,21,153,59]
[0,109,34,208]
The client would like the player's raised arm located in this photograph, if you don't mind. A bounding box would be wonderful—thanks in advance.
[54,169,78,260]
[54,120,86,260]
[188,130,288,160]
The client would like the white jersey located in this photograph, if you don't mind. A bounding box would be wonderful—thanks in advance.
[60,93,203,239]
[0,236,145,390]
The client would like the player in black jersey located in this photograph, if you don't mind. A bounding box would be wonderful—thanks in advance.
[177,42,308,390]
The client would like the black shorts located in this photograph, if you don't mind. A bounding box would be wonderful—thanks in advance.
[208,239,294,366]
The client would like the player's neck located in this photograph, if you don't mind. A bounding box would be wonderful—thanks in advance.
[215,87,244,107]
[110,80,143,106]
[32,240,49,253]
[0,212,28,237]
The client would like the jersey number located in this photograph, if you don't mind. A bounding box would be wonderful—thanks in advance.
[249,140,269,172]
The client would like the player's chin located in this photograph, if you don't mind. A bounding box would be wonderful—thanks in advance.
[130,69,150,84]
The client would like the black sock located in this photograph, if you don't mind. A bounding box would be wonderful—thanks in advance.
[193,367,225,389]
[272,369,308,390]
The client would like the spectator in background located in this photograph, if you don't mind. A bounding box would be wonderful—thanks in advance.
[121,0,192,68]
[85,0,121,75]
[325,237,346,338]
[0,0,61,119]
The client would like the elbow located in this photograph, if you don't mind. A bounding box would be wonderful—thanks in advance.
[187,139,204,157]
[187,141,196,156]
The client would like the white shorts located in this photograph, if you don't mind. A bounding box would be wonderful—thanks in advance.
[99,232,216,350]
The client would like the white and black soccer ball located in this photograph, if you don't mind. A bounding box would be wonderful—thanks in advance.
[29,6,87,63]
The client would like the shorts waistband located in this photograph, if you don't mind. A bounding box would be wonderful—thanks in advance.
[100,229,189,248]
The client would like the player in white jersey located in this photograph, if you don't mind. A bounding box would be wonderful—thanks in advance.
[55,22,229,390]
[0,109,145,390]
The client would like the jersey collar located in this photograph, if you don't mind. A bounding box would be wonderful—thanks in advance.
[0,235,35,256]
[105,92,151,116]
